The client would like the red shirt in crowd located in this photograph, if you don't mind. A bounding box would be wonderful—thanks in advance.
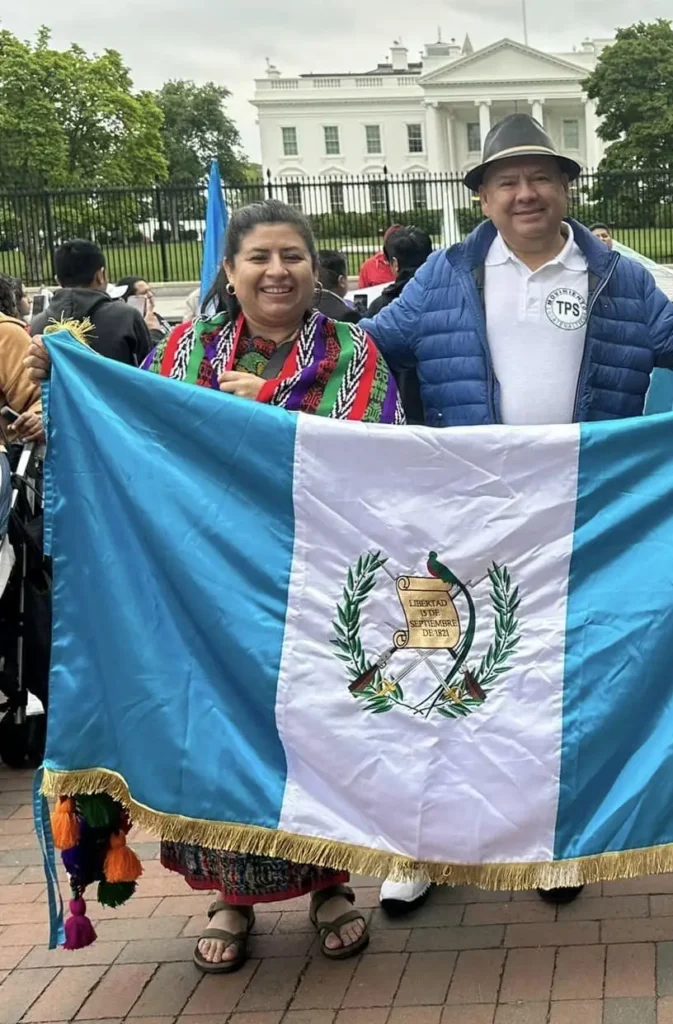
[358,252,396,289]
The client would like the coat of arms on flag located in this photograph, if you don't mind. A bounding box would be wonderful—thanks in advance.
[335,553,520,720]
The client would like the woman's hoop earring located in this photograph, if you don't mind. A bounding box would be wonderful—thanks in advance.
[225,283,236,296]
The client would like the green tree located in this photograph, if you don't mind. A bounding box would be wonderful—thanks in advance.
[583,20,673,227]
[0,27,167,189]
[0,28,167,278]
[155,80,249,187]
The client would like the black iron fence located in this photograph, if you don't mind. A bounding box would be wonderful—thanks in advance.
[3,168,673,286]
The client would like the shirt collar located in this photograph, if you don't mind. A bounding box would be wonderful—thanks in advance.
[485,222,586,272]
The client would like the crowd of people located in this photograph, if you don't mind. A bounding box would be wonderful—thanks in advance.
[2,109,673,974]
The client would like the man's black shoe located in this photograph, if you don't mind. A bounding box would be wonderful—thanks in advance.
[537,885,584,905]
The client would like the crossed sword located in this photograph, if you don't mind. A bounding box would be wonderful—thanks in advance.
[348,558,488,695]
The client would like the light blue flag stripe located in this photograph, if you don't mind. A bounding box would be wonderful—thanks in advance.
[556,412,673,858]
[43,332,295,829]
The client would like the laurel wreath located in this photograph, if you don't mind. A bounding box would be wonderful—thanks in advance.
[330,551,404,714]
[332,557,520,719]
[435,564,520,719]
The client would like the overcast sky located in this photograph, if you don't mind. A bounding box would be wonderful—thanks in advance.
[4,0,671,162]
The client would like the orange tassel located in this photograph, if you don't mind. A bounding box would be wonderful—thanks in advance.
[50,797,79,851]
[103,832,143,883]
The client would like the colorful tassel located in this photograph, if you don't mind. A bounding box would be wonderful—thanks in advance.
[76,794,120,831]
[50,798,79,851]
[97,880,136,908]
[63,897,97,950]
[103,832,143,884]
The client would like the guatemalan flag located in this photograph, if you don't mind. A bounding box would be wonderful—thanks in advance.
[40,329,673,893]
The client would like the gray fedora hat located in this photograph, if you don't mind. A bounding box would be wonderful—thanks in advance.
[463,113,582,192]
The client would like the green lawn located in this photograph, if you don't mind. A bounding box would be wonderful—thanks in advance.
[612,228,673,262]
[4,228,672,287]
[0,241,205,286]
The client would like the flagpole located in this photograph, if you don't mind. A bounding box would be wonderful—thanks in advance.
[521,0,529,45]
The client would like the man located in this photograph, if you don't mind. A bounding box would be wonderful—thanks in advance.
[366,226,433,316]
[357,225,402,289]
[31,240,153,366]
[315,250,360,324]
[590,222,613,249]
[361,113,673,913]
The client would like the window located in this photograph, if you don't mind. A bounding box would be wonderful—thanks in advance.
[286,183,303,211]
[411,181,427,210]
[369,182,387,213]
[407,123,423,154]
[281,127,298,157]
[329,183,345,213]
[365,124,382,155]
[467,122,481,153]
[563,119,580,151]
[324,125,341,155]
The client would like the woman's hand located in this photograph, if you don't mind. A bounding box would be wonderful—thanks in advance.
[218,371,264,401]
[11,411,45,444]
[23,338,51,382]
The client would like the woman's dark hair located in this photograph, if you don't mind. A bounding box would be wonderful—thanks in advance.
[200,265,229,316]
[219,200,318,321]
[224,200,317,268]
[117,275,144,299]
[0,274,19,317]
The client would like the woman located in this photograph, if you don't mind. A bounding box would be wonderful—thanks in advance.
[116,275,168,341]
[26,199,403,974]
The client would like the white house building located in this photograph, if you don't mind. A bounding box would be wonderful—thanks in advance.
[251,35,611,185]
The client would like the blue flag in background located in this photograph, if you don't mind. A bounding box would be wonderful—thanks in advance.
[199,160,228,304]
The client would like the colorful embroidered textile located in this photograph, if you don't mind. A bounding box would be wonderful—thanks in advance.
[142,311,404,423]
[160,842,347,905]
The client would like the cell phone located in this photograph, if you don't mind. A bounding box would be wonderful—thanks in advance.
[353,293,369,315]
[127,294,147,317]
[31,295,47,316]
[0,406,19,424]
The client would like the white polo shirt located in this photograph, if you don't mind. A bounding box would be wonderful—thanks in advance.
[484,225,589,424]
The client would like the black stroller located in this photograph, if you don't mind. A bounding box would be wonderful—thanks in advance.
[0,442,51,767]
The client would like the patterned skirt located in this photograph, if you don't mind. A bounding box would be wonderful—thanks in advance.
[161,841,349,905]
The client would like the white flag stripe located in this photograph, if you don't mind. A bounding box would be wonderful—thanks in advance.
[276,419,581,865]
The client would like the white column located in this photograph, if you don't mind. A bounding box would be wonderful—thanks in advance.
[446,113,457,173]
[425,102,447,172]
[531,99,544,126]
[477,100,491,149]
[583,97,600,169]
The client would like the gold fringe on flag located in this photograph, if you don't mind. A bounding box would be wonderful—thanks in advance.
[41,766,673,891]
[44,318,94,347]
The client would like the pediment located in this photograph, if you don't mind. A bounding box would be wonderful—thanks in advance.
[420,39,588,85]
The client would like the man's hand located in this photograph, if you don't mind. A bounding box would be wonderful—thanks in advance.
[23,338,51,382]
[218,371,264,401]
[11,411,45,444]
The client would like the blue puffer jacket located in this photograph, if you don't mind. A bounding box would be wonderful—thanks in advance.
[360,218,673,426]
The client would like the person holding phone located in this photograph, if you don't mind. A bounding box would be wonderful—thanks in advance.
[116,276,168,341]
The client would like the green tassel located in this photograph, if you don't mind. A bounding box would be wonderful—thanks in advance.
[97,880,136,908]
[76,794,122,831]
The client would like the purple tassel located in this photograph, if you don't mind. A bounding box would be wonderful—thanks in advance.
[63,897,97,950]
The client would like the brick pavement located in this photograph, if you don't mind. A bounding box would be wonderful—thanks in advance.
[0,767,670,1023]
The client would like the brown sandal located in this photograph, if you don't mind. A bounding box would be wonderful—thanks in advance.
[193,899,255,974]
[309,884,369,961]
